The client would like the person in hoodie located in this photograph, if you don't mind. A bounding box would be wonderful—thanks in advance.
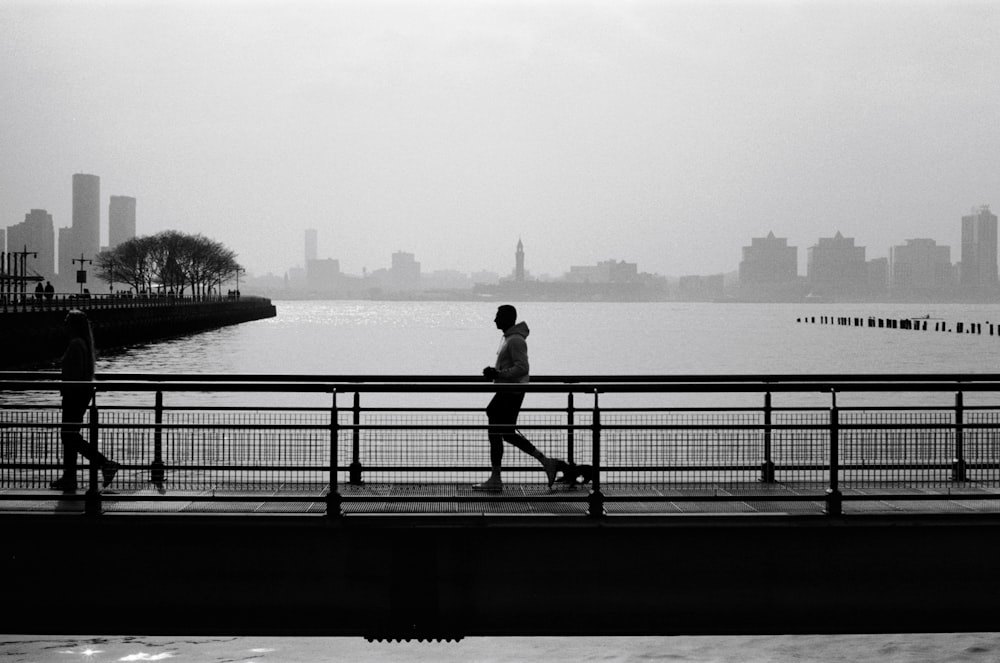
[475,304,562,491]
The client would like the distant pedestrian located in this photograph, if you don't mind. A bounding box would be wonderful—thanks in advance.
[49,310,119,492]
[474,305,562,491]
[44,281,54,301]
[34,282,43,303]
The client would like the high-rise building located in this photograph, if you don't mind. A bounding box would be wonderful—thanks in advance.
[305,229,318,264]
[59,173,101,279]
[739,232,798,284]
[807,232,867,297]
[738,231,801,301]
[890,238,953,297]
[515,239,525,281]
[960,205,998,290]
[390,251,420,289]
[109,196,136,248]
[7,209,56,278]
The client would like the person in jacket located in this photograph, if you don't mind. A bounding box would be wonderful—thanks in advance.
[49,310,119,492]
[475,304,562,491]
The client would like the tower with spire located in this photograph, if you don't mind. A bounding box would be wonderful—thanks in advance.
[515,238,525,282]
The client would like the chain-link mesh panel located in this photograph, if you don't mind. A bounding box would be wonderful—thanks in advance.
[966,409,1000,486]
[839,409,954,489]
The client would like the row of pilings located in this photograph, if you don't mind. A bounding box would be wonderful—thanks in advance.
[797,315,997,335]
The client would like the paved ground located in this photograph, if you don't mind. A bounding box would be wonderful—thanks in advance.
[3,481,1000,516]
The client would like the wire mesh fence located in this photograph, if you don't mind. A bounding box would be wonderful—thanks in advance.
[3,376,1000,513]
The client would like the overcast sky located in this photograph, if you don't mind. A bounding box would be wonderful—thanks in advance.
[2,0,999,279]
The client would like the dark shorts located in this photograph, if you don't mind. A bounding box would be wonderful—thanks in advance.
[487,390,526,425]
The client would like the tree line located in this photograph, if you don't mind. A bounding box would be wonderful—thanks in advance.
[95,231,243,297]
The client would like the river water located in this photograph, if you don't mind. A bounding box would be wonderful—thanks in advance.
[86,299,1000,412]
[97,300,1000,377]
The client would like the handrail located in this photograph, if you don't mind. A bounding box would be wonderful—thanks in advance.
[3,373,1000,519]
[6,371,1000,383]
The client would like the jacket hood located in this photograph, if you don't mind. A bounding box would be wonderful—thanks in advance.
[504,321,529,338]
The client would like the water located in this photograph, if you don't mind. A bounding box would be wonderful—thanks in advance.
[91,300,1000,411]
[98,300,1000,377]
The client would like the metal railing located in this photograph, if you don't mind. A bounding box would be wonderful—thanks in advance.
[0,292,260,314]
[3,373,1000,517]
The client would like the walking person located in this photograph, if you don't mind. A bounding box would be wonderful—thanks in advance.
[49,310,119,492]
[474,305,562,491]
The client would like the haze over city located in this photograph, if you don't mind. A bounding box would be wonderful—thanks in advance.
[3,0,999,279]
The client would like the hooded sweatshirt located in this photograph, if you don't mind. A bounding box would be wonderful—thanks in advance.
[494,321,530,383]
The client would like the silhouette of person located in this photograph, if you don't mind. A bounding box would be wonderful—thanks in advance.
[34,282,43,302]
[49,310,119,492]
[44,281,54,301]
[474,304,562,491]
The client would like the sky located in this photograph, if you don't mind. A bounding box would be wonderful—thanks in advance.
[2,0,1000,280]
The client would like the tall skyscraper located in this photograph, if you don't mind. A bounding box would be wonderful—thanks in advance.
[59,173,101,279]
[7,209,55,278]
[515,238,525,281]
[960,205,998,290]
[305,229,318,264]
[109,196,136,248]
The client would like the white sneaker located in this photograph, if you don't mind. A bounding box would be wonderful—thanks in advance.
[472,476,503,491]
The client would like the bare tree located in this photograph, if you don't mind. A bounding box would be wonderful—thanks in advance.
[95,232,242,297]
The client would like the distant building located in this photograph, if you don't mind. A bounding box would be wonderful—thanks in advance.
[423,270,473,290]
[890,238,953,297]
[739,232,797,283]
[515,239,525,282]
[7,209,55,278]
[960,205,997,292]
[58,173,101,284]
[471,270,500,286]
[305,229,317,264]
[807,232,867,298]
[287,266,306,290]
[565,259,639,284]
[738,231,801,301]
[678,274,724,301]
[390,251,420,290]
[108,196,136,249]
[306,258,341,292]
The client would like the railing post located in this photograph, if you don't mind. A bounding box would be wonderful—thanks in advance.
[566,392,575,466]
[85,396,102,516]
[825,390,842,516]
[761,391,775,483]
[953,391,967,482]
[327,389,343,518]
[588,389,605,518]
[149,390,165,485]
[349,391,363,485]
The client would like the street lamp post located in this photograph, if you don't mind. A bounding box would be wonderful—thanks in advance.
[72,253,93,296]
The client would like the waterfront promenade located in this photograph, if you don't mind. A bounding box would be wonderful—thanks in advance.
[0,294,276,367]
[4,373,1000,637]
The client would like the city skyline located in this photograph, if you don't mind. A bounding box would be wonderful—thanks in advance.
[2,1,999,280]
[2,170,994,291]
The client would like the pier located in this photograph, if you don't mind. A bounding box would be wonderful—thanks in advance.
[0,294,276,367]
[3,374,1000,637]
